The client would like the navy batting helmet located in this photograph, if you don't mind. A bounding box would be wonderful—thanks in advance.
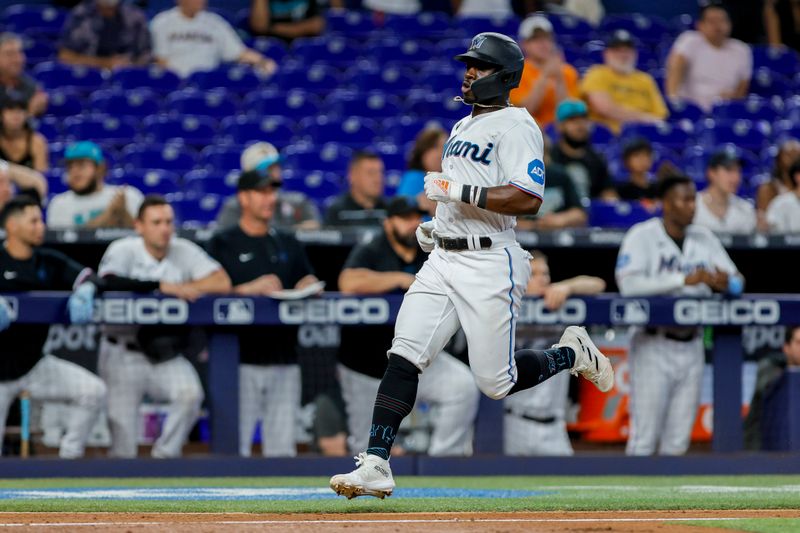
[455,32,524,103]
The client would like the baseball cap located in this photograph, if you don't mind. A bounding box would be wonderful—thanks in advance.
[606,29,637,49]
[0,94,26,110]
[555,99,588,123]
[518,15,554,40]
[64,141,104,164]
[241,142,283,172]
[386,197,426,218]
[707,149,740,169]
[237,168,282,191]
[622,137,653,159]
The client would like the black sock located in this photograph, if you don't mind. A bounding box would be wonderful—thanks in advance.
[508,347,575,395]
[366,354,420,460]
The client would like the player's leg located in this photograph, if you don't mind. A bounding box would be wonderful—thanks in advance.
[24,354,107,458]
[416,350,479,456]
[147,355,203,458]
[625,334,672,455]
[98,341,148,458]
[260,364,301,457]
[238,363,266,457]
[337,364,381,454]
[658,339,704,455]
[0,380,21,457]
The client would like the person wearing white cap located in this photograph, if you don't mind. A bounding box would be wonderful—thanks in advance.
[510,15,580,128]
[215,142,321,231]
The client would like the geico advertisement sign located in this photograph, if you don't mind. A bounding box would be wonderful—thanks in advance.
[517,299,586,325]
[279,298,390,324]
[96,298,189,324]
[674,299,780,325]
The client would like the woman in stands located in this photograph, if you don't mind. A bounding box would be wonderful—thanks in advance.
[756,139,800,230]
[0,95,48,172]
[396,126,447,216]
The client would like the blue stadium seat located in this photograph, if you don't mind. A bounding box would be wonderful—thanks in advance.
[297,116,379,147]
[3,4,66,33]
[415,70,464,94]
[697,119,771,152]
[187,66,267,94]
[371,39,434,63]
[46,89,83,117]
[712,97,779,122]
[752,45,800,77]
[682,144,760,180]
[382,117,453,145]
[199,145,245,172]
[598,14,674,44]
[219,115,295,147]
[21,38,56,65]
[326,11,377,37]
[346,65,415,94]
[282,143,353,173]
[750,68,793,98]
[774,119,800,142]
[33,62,105,91]
[107,168,180,195]
[142,115,217,146]
[282,170,343,203]
[666,99,705,122]
[435,38,472,61]
[620,123,692,151]
[110,66,181,93]
[385,12,451,35]
[327,91,403,119]
[63,115,137,146]
[121,144,198,172]
[88,88,160,117]
[38,116,61,140]
[248,37,289,63]
[547,14,594,41]
[169,193,223,226]
[183,169,239,197]
[166,89,239,118]
[243,89,322,118]
[458,16,519,38]
[383,169,402,197]
[406,93,468,121]
[588,200,658,228]
[275,64,341,92]
[292,37,361,66]
[370,143,406,172]
[44,169,68,197]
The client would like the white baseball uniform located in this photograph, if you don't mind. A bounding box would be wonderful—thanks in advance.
[391,106,545,400]
[97,236,221,458]
[693,192,756,235]
[765,191,800,233]
[616,218,739,455]
[46,185,144,228]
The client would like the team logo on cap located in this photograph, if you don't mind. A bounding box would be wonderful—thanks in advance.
[471,35,487,49]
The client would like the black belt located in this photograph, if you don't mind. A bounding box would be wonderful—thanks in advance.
[106,336,141,351]
[505,408,556,424]
[644,327,697,343]
[434,235,492,251]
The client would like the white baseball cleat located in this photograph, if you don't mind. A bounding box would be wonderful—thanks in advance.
[330,452,395,499]
[559,325,615,393]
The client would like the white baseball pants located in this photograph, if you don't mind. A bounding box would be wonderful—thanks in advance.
[0,355,106,458]
[239,364,301,457]
[98,338,203,458]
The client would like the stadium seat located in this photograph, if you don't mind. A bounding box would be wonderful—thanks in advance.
[276,64,341,93]
[326,11,377,37]
[142,115,217,146]
[107,168,180,195]
[750,68,793,98]
[120,144,198,173]
[282,143,353,173]
[682,144,760,180]
[415,70,464,94]
[457,16,519,38]
[385,12,451,35]
[243,89,322,118]
[598,14,674,44]
[110,66,182,93]
[33,62,105,91]
[37,116,61,139]
[346,65,415,94]
[183,169,239,197]
[292,37,362,66]
[382,116,453,145]
[281,170,343,203]
[371,39,435,64]
[588,200,658,228]
[88,88,160,117]
[327,91,403,119]
[666,100,705,122]
[188,66,267,94]
[21,38,56,65]
[297,116,379,147]
[712,97,779,123]
[406,93,468,121]
[435,38,472,61]
[46,89,83,117]
[165,89,239,118]
[2,4,66,33]
[620,123,692,151]
[199,145,245,172]
[248,37,289,63]
[773,119,800,143]
[219,115,295,147]
[44,168,68,196]
[546,14,594,41]
[752,45,800,77]
[370,143,407,172]
[697,119,771,152]
[63,115,138,146]
[169,193,223,226]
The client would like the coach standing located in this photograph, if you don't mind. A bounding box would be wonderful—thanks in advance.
[0,195,105,458]
[207,168,320,457]
[97,195,231,458]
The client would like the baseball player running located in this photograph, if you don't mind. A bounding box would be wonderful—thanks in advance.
[616,174,744,455]
[0,195,104,458]
[97,195,232,458]
[331,33,614,499]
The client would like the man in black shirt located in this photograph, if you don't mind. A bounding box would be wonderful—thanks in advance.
[208,168,321,457]
[0,195,106,458]
[324,151,388,227]
[337,197,479,456]
[248,0,325,42]
[550,99,618,201]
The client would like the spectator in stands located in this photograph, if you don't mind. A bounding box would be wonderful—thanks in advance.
[248,0,325,42]
[151,0,277,79]
[362,0,421,14]
[0,33,47,117]
[764,0,800,51]
[505,251,605,456]
[337,196,480,456]
[756,139,800,228]
[517,135,586,230]
[47,141,143,228]
[215,142,321,231]
[325,151,388,227]
[615,138,658,201]
[396,126,447,216]
[207,169,321,457]
[693,150,756,234]
[0,160,47,209]
[666,2,752,112]
[510,15,580,128]
[538,0,605,25]
[766,159,800,233]
[0,95,48,172]
[451,0,513,17]
[550,99,618,201]
[581,30,668,135]
[58,0,151,70]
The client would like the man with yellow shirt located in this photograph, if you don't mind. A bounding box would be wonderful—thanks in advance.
[510,15,579,128]
[580,30,668,135]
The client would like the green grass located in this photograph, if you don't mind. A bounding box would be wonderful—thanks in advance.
[0,476,798,513]
[682,519,800,533]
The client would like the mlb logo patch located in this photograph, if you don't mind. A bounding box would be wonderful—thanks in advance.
[213,299,255,325]
[610,299,650,325]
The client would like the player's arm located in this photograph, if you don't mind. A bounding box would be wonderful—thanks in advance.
[665,52,688,100]
[339,268,415,294]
